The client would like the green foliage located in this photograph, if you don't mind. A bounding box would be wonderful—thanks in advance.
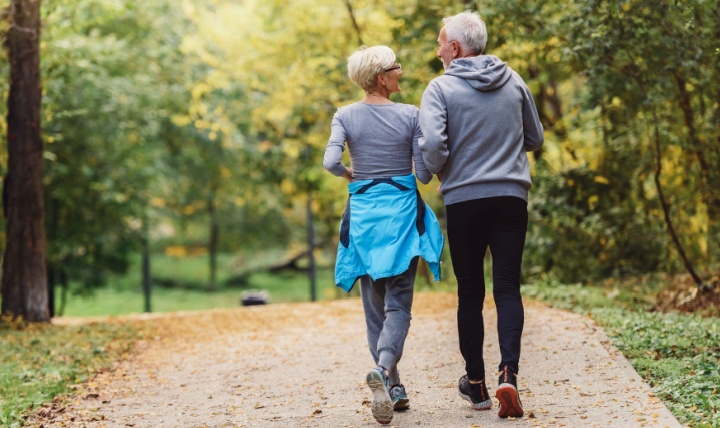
[2,0,718,304]
[526,281,720,427]
[40,0,194,290]
[0,321,141,427]
[526,161,667,282]
[596,309,720,427]
[562,0,720,272]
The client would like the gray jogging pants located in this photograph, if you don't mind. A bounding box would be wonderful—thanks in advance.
[359,257,418,386]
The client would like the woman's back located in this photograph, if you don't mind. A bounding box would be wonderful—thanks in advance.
[324,102,430,183]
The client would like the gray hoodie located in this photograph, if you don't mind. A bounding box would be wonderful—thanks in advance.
[419,55,544,205]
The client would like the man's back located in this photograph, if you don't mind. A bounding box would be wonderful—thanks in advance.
[419,55,543,205]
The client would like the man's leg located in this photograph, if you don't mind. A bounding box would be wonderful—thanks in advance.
[446,199,491,381]
[489,196,527,373]
[489,196,527,419]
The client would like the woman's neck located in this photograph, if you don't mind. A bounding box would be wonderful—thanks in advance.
[362,90,393,104]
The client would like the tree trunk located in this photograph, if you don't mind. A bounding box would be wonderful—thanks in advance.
[673,72,720,263]
[628,67,703,285]
[307,194,317,302]
[58,268,68,317]
[650,109,703,285]
[1,0,48,322]
[208,197,218,291]
[142,225,152,313]
[46,265,55,318]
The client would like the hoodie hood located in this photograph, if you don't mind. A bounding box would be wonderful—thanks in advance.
[444,55,512,92]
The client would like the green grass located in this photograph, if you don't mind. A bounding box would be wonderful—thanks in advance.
[524,281,720,427]
[57,269,344,317]
[0,320,143,428]
[98,253,247,291]
[55,252,352,317]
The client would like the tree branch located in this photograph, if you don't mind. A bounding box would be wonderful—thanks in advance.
[343,0,363,46]
[628,69,704,285]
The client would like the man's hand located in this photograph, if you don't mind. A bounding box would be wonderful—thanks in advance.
[436,171,443,192]
[343,168,354,182]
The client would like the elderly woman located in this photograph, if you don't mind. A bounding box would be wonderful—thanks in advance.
[323,46,444,425]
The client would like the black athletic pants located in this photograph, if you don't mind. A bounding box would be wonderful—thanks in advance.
[446,196,527,381]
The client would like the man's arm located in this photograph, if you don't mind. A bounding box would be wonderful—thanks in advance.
[418,81,450,174]
[520,81,544,152]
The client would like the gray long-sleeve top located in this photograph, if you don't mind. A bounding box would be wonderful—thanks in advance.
[323,102,432,184]
[419,55,544,205]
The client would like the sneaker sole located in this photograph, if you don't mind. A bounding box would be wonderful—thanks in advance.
[393,397,410,410]
[496,383,523,418]
[458,391,492,410]
[367,370,393,424]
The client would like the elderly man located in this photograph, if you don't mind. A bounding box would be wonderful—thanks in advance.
[419,10,544,419]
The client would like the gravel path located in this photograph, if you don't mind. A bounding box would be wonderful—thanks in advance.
[30,292,682,428]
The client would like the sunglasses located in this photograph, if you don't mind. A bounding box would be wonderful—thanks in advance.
[384,63,402,72]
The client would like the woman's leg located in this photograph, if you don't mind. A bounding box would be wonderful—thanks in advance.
[360,274,386,369]
[376,257,417,385]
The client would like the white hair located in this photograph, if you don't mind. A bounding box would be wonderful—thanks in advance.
[442,11,487,55]
[347,45,396,92]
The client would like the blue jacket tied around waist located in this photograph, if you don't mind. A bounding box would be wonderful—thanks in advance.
[334,174,444,291]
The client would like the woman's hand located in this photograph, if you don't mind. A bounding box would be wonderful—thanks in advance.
[436,171,443,192]
[343,168,354,182]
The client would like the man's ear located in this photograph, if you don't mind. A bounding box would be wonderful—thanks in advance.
[452,40,461,58]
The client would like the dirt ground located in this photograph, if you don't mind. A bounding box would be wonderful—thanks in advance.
[28,292,683,428]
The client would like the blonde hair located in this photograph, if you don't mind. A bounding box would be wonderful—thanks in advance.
[347,45,396,92]
[442,11,487,55]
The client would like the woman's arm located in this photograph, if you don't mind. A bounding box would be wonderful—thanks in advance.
[323,112,352,179]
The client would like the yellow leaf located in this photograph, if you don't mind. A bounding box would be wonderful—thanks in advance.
[594,176,609,185]
[164,246,187,257]
[171,114,192,127]
[281,180,296,194]
[588,195,599,210]
[151,197,166,208]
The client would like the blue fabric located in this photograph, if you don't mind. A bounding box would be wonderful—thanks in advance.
[334,174,444,292]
